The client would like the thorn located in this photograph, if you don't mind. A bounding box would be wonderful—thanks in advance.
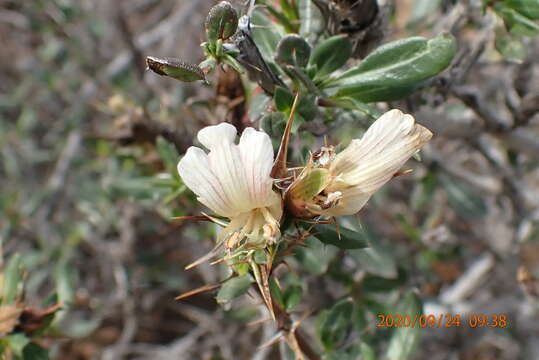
[175,283,221,300]
[271,92,300,179]
[257,331,284,350]
[185,240,225,270]
[247,317,272,327]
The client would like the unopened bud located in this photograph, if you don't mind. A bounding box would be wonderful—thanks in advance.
[205,1,239,43]
[146,56,206,82]
[285,167,331,219]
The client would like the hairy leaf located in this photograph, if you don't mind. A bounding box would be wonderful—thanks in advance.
[325,34,457,102]
[311,35,352,78]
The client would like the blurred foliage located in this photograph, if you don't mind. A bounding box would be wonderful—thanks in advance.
[2,0,539,359]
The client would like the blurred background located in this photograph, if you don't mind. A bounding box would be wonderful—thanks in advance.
[1,0,539,359]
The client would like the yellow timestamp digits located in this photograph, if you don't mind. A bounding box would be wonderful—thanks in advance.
[376,314,509,328]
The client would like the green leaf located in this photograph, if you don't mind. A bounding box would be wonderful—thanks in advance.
[269,278,285,308]
[2,254,23,305]
[495,4,539,36]
[327,96,382,119]
[386,292,422,360]
[274,86,295,112]
[503,0,539,20]
[362,268,408,293]
[298,0,324,43]
[318,298,354,351]
[273,87,318,122]
[325,34,457,102]
[276,34,312,68]
[283,285,302,311]
[311,35,353,78]
[260,111,287,140]
[293,237,338,275]
[216,274,253,304]
[310,224,370,249]
[22,342,49,360]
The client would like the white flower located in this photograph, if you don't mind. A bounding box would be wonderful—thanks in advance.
[178,123,282,248]
[288,109,432,217]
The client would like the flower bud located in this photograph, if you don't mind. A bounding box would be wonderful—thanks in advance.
[146,56,206,82]
[285,166,331,219]
[205,1,239,43]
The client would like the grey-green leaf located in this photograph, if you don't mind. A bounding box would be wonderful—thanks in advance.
[216,274,253,304]
[386,292,422,360]
[311,224,370,249]
[311,35,352,78]
[325,34,457,102]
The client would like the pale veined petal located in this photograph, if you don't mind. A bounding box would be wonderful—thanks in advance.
[177,146,237,216]
[315,186,372,217]
[238,127,275,208]
[198,122,237,150]
[206,135,255,214]
[330,109,432,194]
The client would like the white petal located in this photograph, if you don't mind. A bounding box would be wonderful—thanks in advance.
[238,127,276,208]
[207,135,253,214]
[177,146,236,216]
[317,187,372,217]
[180,124,280,218]
[330,109,432,194]
[197,122,237,150]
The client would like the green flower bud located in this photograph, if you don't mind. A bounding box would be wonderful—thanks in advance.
[285,166,331,219]
[205,1,239,43]
[146,56,206,82]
